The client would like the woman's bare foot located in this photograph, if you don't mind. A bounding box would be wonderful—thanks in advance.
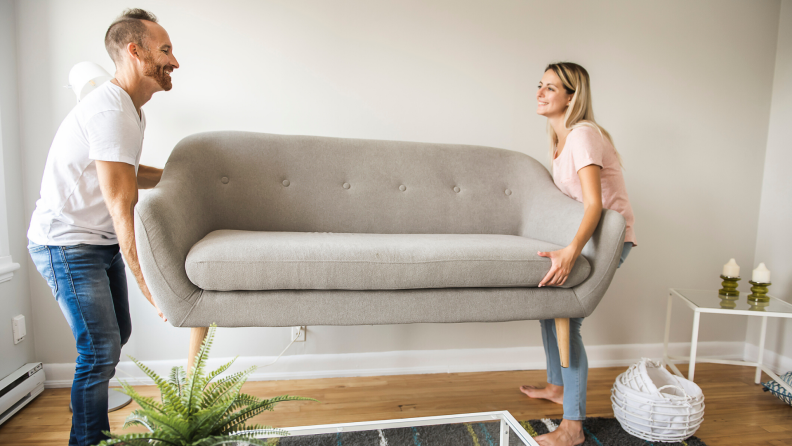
[519,383,564,405]
[534,419,585,446]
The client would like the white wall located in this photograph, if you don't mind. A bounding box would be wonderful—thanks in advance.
[15,0,780,368]
[0,0,36,380]
[749,0,792,369]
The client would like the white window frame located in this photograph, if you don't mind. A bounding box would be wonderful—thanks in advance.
[0,110,20,284]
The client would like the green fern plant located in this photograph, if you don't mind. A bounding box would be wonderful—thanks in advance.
[97,324,317,446]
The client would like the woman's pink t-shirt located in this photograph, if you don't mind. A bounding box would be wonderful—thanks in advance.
[552,126,637,246]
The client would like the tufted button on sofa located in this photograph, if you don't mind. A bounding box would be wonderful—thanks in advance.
[134,132,626,368]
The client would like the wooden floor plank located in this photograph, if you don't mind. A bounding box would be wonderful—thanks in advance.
[0,363,790,445]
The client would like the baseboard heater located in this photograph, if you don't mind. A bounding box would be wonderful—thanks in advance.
[0,362,45,425]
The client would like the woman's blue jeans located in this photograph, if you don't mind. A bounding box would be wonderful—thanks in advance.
[539,242,632,421]
[29,242,131,446]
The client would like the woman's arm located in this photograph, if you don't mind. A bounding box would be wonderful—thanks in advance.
[538,164,603,287]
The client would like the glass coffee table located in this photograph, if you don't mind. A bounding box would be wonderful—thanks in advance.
[663,288,792,394]
[258,411,539,445]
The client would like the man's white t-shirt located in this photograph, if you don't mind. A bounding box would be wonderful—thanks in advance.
[28,82,145,246]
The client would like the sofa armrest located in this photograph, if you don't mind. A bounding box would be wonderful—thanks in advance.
[519,179,626,317]
[135,175,214,326]
[571,209,626,316]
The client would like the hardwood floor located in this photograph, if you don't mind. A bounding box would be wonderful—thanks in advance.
[1,363,790,445]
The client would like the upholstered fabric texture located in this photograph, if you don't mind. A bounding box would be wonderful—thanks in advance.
[134,132,626,327]
[186,230,592,291]
[187,287,585,327]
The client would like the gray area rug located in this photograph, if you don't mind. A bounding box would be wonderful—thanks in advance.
[267,417,707,445]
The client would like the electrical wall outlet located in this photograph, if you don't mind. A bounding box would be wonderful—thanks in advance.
[291,326,306,342]
[12,315,26,344]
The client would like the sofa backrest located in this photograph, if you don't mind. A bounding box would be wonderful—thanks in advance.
[162,131,555,236]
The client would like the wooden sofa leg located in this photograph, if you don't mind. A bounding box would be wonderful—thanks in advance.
[555,318,570,368]
[188,327,209,374]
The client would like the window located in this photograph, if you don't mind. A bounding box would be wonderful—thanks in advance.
[0,110,20,283]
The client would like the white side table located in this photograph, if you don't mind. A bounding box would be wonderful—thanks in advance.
[663,288,792,395]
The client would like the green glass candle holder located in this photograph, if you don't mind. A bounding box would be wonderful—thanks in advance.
[748,300,769,312]
[719,295,737,309]
[748,281,771,303]
[718,275,740,297]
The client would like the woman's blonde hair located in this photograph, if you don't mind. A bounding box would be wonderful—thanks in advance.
[544,62,622,165]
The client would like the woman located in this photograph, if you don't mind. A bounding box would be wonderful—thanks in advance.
[519,63,636,446]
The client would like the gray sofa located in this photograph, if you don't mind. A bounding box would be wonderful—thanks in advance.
[135,131,626,367]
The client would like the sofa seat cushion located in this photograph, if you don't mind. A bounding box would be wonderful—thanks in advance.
[186,230,591,291]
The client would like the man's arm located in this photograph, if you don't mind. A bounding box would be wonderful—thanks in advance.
[96,160,166,321]
[137,164,163,189]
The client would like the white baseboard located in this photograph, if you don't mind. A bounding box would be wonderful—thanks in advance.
[743,343,792,374]
[42,341,752,388]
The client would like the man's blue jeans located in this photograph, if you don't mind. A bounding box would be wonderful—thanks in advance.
[539,242,633,420]
[29,242,131,446]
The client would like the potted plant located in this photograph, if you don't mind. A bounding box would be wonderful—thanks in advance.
[97,324,316,446]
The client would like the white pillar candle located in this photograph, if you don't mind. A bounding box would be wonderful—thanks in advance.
[752,263,771,283]
[722,258,740,277]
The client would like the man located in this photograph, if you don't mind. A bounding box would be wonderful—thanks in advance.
[27,9,178,446]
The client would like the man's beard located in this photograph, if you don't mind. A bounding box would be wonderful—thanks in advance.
[143,51,173,91]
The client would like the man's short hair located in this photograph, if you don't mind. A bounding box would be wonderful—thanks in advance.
[104,8,158,65]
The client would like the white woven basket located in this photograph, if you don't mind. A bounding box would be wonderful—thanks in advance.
[611,358,705,442]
